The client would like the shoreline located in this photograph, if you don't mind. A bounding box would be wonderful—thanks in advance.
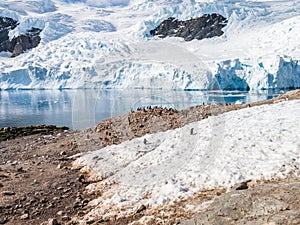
[0,88,294,131]
[0,89,300,146]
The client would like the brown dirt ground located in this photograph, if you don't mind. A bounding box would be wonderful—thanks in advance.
[0,89,299,225]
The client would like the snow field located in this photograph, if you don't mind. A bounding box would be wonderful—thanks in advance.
[73,100,300,221]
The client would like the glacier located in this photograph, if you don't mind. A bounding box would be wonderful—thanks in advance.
[0,0,300,90]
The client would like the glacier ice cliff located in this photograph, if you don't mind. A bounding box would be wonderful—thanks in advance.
[0,0,300,90]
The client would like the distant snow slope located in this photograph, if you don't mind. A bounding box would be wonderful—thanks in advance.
[0,0,300,90]
[73,99,300,222]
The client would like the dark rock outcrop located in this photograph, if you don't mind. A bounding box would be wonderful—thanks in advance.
[150,13,228,41]
[0,16,42,57]
[11,27,42,57]
[0,125,69,142]
[0,17,19,52]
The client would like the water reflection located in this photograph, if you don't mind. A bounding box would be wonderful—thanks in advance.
[0,89,286,130]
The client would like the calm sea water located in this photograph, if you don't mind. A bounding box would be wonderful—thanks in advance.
[0,89,286,130]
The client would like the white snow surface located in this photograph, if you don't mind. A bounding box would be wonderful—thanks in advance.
[73,100,300,220]
[1,0,300,90]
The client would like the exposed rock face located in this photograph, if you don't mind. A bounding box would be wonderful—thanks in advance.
[0,17,19,53]
[150,13,228,41]
[11,27,42,57]
[0,16,42,57]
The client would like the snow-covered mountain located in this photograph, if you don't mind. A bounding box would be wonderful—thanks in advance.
[1,0,300,90]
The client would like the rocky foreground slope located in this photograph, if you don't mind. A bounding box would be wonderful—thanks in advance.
[0,89,299,225]
[183,178,300,225]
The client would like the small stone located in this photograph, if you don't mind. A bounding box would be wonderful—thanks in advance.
[17,167,25,172]
[0,218,9,224]
[47,218,59,225]
[47,203,56,208]
[15,204,22,209]
[43,135,53,139]
[82,199,89,206]
[52,197,60,201]
[61,216,70,221]
[87,219,95,224]
[2,191,15,196]
[78,174,85,183]
[37,191,44,195]
[20,196,27,201]
[76,211,85,216]
[61,194,69,199]
[63,188,71,193]
[60,151,66,156]
[73,203,80,209]
[56,211,64,216]
[11,161,18,166]
[180,186,189,192]
[235,181,249,191]
[23,174,30,178]
[30,197,38,204]
[20,213,29,219]
[136,204,147,213]
[4,204,12,209]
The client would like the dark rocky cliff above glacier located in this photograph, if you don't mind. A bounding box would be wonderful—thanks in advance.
[150,14,228,41]
[0,16,42,57]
